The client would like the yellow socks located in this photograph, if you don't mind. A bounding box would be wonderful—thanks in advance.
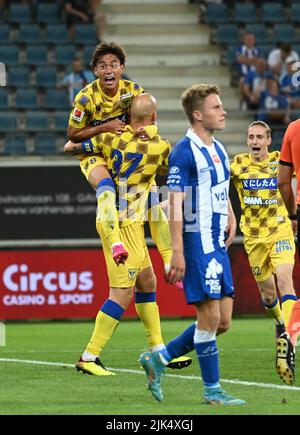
[264,297,284,325]
[85,299,124,357]
[281,295,297,328]
[135,292,164,349]
[96,178,121,248]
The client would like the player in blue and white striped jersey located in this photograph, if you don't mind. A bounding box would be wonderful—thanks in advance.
[139,84,245,405]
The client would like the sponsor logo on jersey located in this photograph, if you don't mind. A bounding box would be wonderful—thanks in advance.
[72,107,85,122]
[199,166,214,173]
[242,178,278,190]
[244,196,278,206]
[169,166,180,174]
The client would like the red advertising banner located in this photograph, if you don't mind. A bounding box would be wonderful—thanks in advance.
[1,247,299,320]
[0,248,194,320]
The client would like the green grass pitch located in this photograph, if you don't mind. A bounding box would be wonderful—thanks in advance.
[0,318,300,415]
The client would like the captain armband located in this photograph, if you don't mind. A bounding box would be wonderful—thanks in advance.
[81,139,94,153]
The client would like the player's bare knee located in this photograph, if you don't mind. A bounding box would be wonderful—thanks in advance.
[218,319,231,335]
[136,269,157,292]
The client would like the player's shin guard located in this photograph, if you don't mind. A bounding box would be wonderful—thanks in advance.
[194,329,220,389]
[96,178,121,248]
[135,292,164,349]
[282,295,297,329]
[85,299,125,356]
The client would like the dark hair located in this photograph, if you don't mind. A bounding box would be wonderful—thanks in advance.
[91,41,126,69]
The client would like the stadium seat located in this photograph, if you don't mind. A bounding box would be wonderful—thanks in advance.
[9,4,32,23]
[34,134,57,155]
[26,112,49,131]
[216,25,240,45]
[234,3,257,23]
[290,3,300,23]
[245,24,269,44]
[0,25,11,44]
[0,113,18,132]
[0,45,19,66]
[83,46,95,66]
[15,89,38,110]
[55,45,76,65]
[271,129,285,151]
[46,24,70,44]
[227,45,239,66]
[36,3,60,23]
[273,24,297,44]
[259,43,274,59]
[44,89,69,110]
[0,88,9,109]
[4,134,28,155]
[17,24,40,44]
[74,24,99,45]
[27,45,49,66]
[261,3,285,23]
[204,3,230,24]
[36,67,57,88]
[54,112,70,132]
[8,66,31,88]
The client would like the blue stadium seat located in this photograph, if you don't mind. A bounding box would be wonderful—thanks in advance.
[234,3,257,23]
[290,3,300,23]
[205,3,230,24]
[55,45,76,65]
[259,43,274,59]
[273,24,297,44]
[44,89,69,110]
[26,112,49,131]
[4,134,28,155]
[34,134,57,155]
[54,111,70,132]
[261,3,285,23]
[245,24,269,44]
[83,46,95,66]
[0,113,18,132]
[36,3,60,23]
[227,45,239,66]
[0,25,11,44]
[17,24,40,44]
[9,4,32,23]
[0,88,9,109]
[46,24,70,44]
[8,66,31,87]
[74,24,99,45]
[36,67,57,88]
[27,45,48,66]
[216,25,240,45]
[0,45,19,66]
[271,129,285,151]
[15,89,38,110]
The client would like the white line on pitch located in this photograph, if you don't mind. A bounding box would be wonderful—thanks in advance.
[0,357,299,392]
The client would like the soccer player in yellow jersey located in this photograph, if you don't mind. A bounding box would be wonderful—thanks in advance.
[231,120,296,385]
[65,93,191,375]
[67,41,171,266]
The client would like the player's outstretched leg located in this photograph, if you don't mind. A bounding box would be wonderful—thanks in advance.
[139,351,166,402]
[276,332,295,385]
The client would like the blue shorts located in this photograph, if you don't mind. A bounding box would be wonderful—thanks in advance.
[183,242,235,305]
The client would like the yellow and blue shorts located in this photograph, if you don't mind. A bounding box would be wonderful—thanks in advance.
[244,227,295,282]
[96,221,152,288]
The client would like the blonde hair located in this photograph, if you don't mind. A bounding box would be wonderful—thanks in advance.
[181,84,220,123]
[248,120,271,137]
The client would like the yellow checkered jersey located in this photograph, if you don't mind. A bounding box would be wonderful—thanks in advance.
[69,79,144,129]
[91,125,170,227]
[230,151,290,238]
